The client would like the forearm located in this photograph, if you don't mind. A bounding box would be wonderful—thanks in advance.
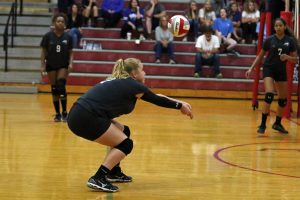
[141,91,182,109]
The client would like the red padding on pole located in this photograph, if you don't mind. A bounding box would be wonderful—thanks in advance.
[281,11,294,118]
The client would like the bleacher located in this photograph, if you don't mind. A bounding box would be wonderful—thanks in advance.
[1,0,297,97]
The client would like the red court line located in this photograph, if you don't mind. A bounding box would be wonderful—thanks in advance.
[213,142,300,179]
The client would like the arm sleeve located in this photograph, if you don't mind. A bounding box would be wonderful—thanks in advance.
[141,90,182,109]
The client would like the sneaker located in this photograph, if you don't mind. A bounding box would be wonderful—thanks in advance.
[106,171,133,183]
[61,111,68,122]
[169,59,176,64]
[227,49,240,57]
[87,176,119,192]
[194,72,200,78]
[182,37,187,42]
[257,125,266,134]
[54,113,61,122]
[215,73,223,78]
[272,123,288,134]
[155,59,160,63]
[139,34,146,41]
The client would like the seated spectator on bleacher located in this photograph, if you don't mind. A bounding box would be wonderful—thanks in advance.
[58,0,74,14]
[154,16,176,64]
[120,0,145,40]
[241,0,259,44]
[212,0,225,17]
[227,1,242,42]
[100,0,124,28]
[198,0,216,27]
[194,25,222,78]
[183,0,200,42]
[145,0,166,39]
[82,0,99,27]
[66,3,83,48]
[213,8,239,56]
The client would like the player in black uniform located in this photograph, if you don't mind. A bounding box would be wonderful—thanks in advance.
[67,58,193,192]
[246,18,299,134]
[41,13,73,122]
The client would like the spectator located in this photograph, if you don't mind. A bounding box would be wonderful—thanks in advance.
[241,0,260,44]
[183,0,200,41]
[194,25,222,78]
[213,0,226,17]
[154,16,176,64]
[66,3,83,48]
[57,0,74,14]
[227,1,242,42]
[100,0,124,28]
[145,0,166,39]
[120,0,145,40]
[198,0,216,26]
[82,0,99,27]
[213,8,239,56]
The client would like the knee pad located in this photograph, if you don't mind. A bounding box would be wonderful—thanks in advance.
[56,78,67,98]
[114,138,133,155]
[264,92,274,104]
[51,85,59,96]
[278,98,287,107]
[123,125,131,138]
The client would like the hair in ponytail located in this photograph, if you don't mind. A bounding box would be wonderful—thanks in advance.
[108,58,141,80]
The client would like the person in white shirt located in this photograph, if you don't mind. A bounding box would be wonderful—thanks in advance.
[241,0,260,44]
[194,25,222,78]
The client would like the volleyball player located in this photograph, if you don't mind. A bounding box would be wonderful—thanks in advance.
[245,18,299,134]
[67,58,193,192]
[41,13,73,122]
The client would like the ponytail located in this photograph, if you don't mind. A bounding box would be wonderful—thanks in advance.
[108,58,141,80]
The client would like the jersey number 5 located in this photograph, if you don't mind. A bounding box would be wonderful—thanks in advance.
[56,45,61,53]
[278,48,282,55]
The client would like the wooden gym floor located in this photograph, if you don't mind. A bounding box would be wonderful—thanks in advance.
[0,93,299,200]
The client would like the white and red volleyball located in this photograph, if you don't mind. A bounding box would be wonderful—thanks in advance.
[168,15,190,37]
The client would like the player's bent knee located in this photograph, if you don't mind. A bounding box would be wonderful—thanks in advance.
[123,125,131,138]
[114,138,133,155]
[51,85,59,96]
[278,98,287,107]
[264,92,274,104]
[56,78,67,98]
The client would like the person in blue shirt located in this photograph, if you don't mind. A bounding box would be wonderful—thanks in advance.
[120,0,145,40]
[213,8,239,56]
[101,0,124,28]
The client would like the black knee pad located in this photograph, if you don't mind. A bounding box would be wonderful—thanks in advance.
[114,138,133,155]
[278,98,287,107]
[51,85,59,96]
[264,92,274,104]
[123,125,131,138]
[56,78,67,98]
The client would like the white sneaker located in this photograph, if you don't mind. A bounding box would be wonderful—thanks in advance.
[139,35,146,41]
[182,37,187,42]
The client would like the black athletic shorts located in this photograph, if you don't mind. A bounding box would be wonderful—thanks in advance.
[263,65,287,82]
[46,65,68,72]
[67,103,111,141]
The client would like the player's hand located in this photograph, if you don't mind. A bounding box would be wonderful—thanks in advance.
[41,65,47,76]
[180,102,193,119]
[245,68,252,79]
[280,54,288,61]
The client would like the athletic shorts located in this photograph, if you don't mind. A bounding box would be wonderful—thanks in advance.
[67,103,111,141]
[263,65,287,82]
[46,65,68,72]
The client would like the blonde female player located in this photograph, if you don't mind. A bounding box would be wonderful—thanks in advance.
[67,58,193,192]
[245,18,298,134]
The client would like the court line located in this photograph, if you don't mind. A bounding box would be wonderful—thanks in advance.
[213,142,300,179]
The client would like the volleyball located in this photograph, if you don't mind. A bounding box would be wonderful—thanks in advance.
[168,15,190,37]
